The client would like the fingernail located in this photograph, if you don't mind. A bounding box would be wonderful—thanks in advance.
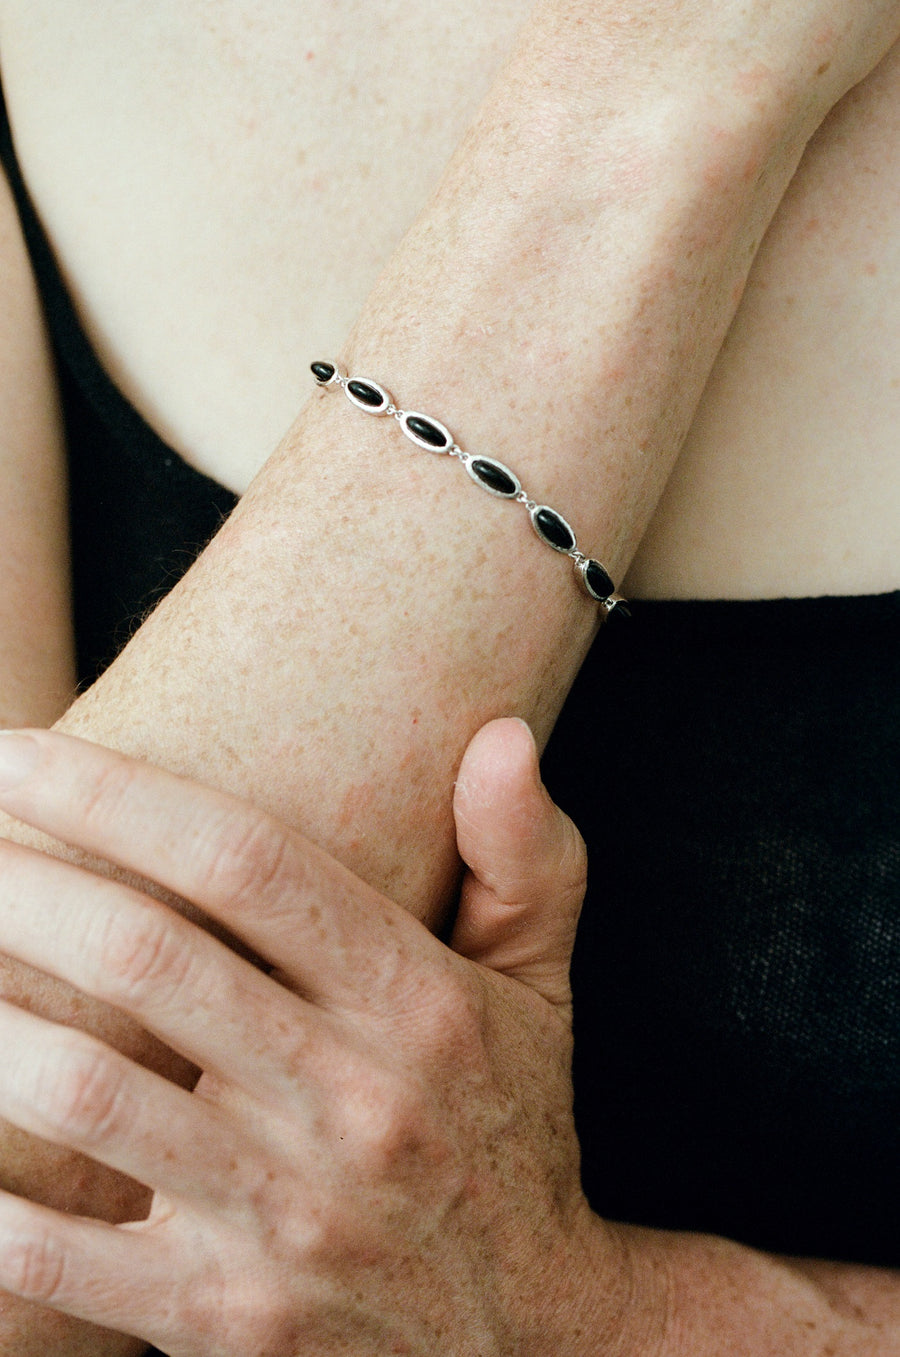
[510,718,541,781]
[0,733,39,790]
[511,716,537,746]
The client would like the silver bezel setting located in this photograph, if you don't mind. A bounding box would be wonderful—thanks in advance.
[601,594,629,619]
[313,362,346,387]
[575,557,614,602]
[465,456,521,499]
[312,362,628,615]
[345,378,393,414]
[398,410,454,454]
[530,504,576,553]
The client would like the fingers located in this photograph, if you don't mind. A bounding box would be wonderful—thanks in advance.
[0,834,337,1098]
[451,718,586,1011]
[0,997,235,1201]
[0,726,583,1034]
[0,730,435,1010]
[0,1189,174,1347]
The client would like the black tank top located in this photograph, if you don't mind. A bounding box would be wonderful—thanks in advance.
[2,86,898,1270]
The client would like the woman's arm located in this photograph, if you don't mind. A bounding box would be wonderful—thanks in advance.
[0,3,899,1352]
[48,2,900,911]
[0,165,74,729]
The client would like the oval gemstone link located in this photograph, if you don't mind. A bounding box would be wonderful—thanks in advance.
[467,457,520,498]
[401,412,453,451]
[311,361,336,384]
[346,379,391,412]
[531,506,576,553]
[580,558,615,602]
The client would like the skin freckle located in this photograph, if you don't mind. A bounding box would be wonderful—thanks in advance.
[337,781,376,831]
[733,62,775,100]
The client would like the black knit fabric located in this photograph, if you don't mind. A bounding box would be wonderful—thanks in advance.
[545,595,900,1265]
[0,93,238,684]
[2,86,898,1276]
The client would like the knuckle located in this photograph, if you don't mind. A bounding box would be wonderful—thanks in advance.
[96,905,195,1005]
[418,967,486,1054]
[170,1272,229,1346]
[344,1070,446,1177]
[2,1228,68,1304]
[496,809,587,915]
[40,1038,132,1147]
[78,758,143,837]
[229,1300,304,1357]
[554,817,588,910]
[195,806,293,912]
[175,1265,303,1356]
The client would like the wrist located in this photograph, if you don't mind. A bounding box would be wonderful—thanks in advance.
[522,1208,669,1357]
[614,1225,900,1357]
[342,60,812,581]
[509,0,889,149]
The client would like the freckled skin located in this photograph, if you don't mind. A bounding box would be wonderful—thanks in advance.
[0,1,897,1353]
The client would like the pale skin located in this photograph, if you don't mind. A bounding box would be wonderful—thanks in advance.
[0,0,897,1351]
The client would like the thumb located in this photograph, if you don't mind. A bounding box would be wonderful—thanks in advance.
[451,717,587,1014]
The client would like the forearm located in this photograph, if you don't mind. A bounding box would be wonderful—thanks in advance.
[0,6,895,1353]
[538,1211,900,1357]
[47,10,836,916]
[0,166,75,731]
[598,1223,900,1357]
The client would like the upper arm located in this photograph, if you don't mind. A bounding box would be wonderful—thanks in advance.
[0,161,75,727]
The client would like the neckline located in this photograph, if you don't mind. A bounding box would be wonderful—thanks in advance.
[2,87,896,611]
[0,78,237,505]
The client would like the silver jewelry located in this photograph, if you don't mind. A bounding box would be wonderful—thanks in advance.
[311,362,629,617]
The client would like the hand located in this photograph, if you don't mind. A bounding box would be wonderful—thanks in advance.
[0,721,627,1356]
[0,737,897,1357]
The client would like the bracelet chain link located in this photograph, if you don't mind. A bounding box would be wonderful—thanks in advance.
[311,362,630,618]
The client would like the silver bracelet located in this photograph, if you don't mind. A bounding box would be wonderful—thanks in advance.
[311,362,629,617]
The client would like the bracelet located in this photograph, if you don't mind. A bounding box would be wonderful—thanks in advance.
[311,362,630,618]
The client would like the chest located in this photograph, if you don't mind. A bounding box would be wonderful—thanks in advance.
[0,1,527,488]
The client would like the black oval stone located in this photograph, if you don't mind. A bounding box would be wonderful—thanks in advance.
[311,361,336,383]
[470,458,519,498]
[583,559,615,601]
[607,599,632,620]
[405,415,451,449]
[347,380,387,408]
[532,506,576,552]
